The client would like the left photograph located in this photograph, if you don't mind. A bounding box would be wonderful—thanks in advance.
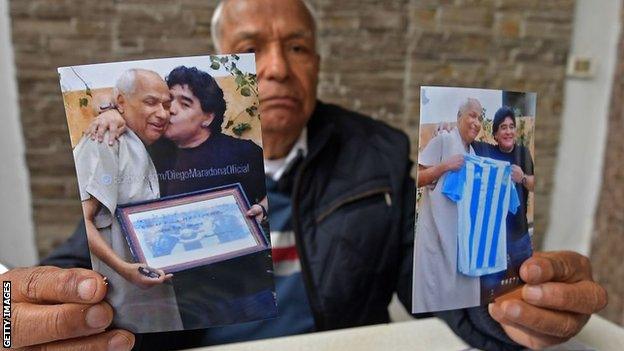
[57,54,277,333]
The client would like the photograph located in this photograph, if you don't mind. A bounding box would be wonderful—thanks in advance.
[57,54,277,333]
[412,86,537,313]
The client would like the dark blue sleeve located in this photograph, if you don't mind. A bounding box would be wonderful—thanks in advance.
[39,219,91,269]
[436,307,523,351]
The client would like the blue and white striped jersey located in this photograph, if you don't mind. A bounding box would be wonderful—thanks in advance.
[442,154,520,277]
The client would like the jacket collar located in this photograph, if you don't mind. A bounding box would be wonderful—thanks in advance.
[304,100,338,163]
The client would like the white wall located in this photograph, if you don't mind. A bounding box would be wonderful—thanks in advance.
[545,0,621,255]
[0,0,37,267]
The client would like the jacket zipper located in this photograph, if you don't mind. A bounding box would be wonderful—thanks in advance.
[315,187,392,224]
[291,156,327,331]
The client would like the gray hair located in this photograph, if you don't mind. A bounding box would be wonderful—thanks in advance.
[113,68,160,97]
[457,98,483,120]
[210,0,318,53]
[113,69,139,97]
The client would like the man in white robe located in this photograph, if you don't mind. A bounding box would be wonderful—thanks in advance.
[74,69,183,332]
[413,98,484,313]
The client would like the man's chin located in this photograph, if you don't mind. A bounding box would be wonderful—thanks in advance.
[261,111,307,132]
[501,141,515,149]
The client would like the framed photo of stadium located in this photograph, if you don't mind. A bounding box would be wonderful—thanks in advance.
[116,183,268,273]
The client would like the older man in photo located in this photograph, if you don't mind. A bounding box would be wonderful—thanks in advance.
[413,98,485,313]
[75,68,182,333]
[1,1,607,350]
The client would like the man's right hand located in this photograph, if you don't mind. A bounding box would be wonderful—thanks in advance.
[85,109,127,146]
[2,266,134,350]
[443,154,465,172]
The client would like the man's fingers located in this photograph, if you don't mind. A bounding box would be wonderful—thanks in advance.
[154,269,169,282]
[108,123,118,146]
[246,207,262,217]
[96,120,106,142]
[20,329,134,351]
[118,125,127,140]
[87,123,98,140]
[489,299,588,339]
[12,302,113,348]
[522,281,608,314]
[489,305,569,350]
[4,266,107,304]
[520,251,592,285]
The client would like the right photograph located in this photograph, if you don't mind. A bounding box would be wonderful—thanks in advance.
[412,86,537,313]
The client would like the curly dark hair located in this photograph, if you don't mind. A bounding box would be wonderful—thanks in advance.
[492,106,516,136]
[166,66,226,133]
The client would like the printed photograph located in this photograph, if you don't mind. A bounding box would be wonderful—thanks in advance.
[58,54,277,333]
[412,86,537,313]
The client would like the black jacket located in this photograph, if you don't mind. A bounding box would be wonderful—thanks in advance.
[41,101,521,350]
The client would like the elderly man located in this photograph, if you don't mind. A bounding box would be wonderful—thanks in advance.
[1,0,606,350]
[413,98,485,313]
[75,68,183,333]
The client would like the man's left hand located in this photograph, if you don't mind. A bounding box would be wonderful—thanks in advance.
[510,165,524,184]
[489,251,607,350]
[246,204,266,223]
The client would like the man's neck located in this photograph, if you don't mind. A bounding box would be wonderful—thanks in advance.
[498,144,515,153]
[263,130,302,160]
[457,130,472,151]
[175,129,211,149]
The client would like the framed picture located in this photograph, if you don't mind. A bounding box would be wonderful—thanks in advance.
[116,183,268,273]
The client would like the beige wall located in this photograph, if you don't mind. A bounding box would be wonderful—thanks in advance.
[546,0,621,256]
[592,3,624,326]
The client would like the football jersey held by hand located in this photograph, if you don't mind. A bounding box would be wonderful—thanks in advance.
[442,154,520,277]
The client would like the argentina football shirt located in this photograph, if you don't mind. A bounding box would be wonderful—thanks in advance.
[442,154,520,277]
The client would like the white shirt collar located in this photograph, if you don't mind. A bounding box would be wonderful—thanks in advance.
[264,128,308,181]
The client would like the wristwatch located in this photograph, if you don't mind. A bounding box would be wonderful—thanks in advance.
[521,175,528,186]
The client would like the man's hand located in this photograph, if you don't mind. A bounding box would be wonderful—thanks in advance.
[246,204,266,223]
[510,165,524,184]
[435,122,453,136]
[85,109,127,146]
[121,263,172,289]
[489,251,607,350]
[2,266,134,350]
[443,154,465,172]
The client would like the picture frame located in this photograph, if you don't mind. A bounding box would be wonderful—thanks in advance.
[116,183,268,273]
